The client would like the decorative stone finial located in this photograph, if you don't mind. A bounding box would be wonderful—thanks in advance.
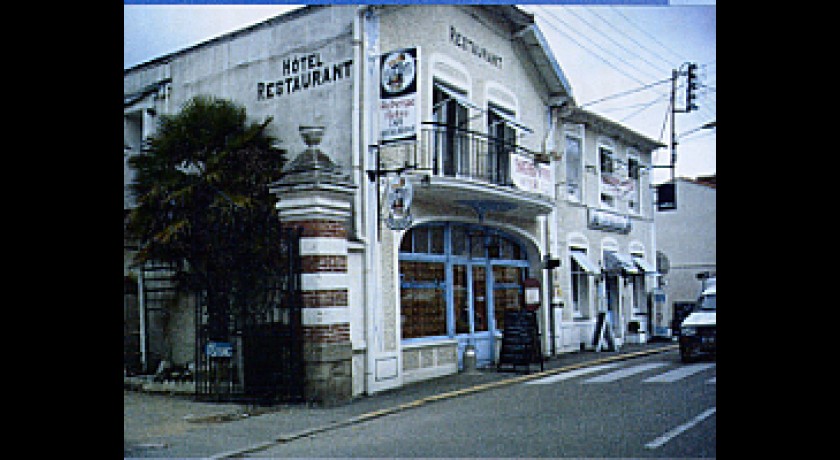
[299,126,325,148]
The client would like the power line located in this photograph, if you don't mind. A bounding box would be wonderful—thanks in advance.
[565,7,669,81]
[619,93,670,123]
[579,77,671,108]
[658,97,671,143]
[598,94,668,113]
[588,8,677,74]
[534,6,650,87]
[678,128,715,143]
[609,6,687,64]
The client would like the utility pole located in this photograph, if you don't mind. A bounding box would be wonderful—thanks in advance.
[669,62,699,182]
[670,68,678,183]
[657,62,699,211]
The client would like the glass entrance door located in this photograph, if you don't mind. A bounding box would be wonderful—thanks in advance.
[453,263,494,367]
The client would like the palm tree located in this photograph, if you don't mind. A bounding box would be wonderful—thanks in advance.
[126,96,288,340]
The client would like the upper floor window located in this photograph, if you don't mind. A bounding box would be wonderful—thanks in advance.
[627,156,641,214]
[432,81,471,178]
[487,104,517,186]
[599,146,616,208]
[565,134,582,202]
[599,147,615,174]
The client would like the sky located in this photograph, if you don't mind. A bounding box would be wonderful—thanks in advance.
[124,1,715,184]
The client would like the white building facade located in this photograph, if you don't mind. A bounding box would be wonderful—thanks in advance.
[124,4,664,402]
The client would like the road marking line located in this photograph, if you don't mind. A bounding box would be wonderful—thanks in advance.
[706,376,716,384]
[525,362,622,385]
[582,362,668,383]
[643,363,716,383]
[644,406,717,449]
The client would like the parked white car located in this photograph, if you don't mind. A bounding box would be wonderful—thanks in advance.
[679,284,716,363]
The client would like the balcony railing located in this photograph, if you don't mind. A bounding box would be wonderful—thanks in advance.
[380,122,543,188]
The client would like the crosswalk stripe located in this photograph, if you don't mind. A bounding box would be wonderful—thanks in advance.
[645,406,717,449]
[643,363,716,383]
[525,363,621,385]
[583,362,668,383]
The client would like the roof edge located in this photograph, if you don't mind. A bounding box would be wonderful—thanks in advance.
[567,107,666,152]
[124,5,320,74]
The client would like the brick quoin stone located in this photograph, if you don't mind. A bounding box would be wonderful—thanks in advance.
[301,255,348,273]
[302,289,349,308]
[282,220,347,238]
[303,324,350,343]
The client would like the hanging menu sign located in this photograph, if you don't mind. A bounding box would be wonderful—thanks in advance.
[379,47,419,144]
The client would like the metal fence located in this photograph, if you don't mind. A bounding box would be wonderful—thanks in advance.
[194,225,304,403]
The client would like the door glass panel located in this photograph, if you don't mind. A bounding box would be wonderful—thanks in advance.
[469,230,485,259]
[473,266,488,332]
[454,265,469,334]
[430,225,445,254]
[451,225,467,256]
[493,266,523,332]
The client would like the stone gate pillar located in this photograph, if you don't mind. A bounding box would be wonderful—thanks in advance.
[270,126,356,405]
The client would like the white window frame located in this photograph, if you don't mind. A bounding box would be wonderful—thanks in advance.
[563,123,584,203]
[626,148,642,216]
[598,140,618,210]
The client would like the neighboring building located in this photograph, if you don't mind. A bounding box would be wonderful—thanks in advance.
[654,176,716,336]
[552,108,663,353]
[124,4,664,402]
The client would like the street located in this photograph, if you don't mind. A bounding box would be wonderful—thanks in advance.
[247,348,715,458]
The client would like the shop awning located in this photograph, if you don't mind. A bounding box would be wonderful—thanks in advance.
[632,256,659,275]
[488,106,533,133]
[604,252,639,275]
[434,82,483,112]
[571,251,600,275]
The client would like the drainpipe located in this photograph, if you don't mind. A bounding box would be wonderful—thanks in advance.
[546,104,559,356]
[358,4,380,395]
[352,6,363,240]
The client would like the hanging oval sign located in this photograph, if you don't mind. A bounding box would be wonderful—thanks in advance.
[386,174,413,231]
[381,50,416,95]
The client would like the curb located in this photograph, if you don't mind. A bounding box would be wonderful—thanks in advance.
[211,344,678,458]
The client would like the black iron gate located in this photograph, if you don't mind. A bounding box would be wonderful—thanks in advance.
[194,226,304,403]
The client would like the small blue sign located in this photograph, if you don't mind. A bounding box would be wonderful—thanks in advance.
[206,341,233,358]
[653,288,666,303]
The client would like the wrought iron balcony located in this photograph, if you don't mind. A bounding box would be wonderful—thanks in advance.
[378,122,544,188]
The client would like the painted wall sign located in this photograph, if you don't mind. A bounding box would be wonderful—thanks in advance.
[587,208,632,234]
[379,47,419,144]
[510,153,553,197]
[449,26,503,69]
[601,172,635,198]
[257,53,353,101]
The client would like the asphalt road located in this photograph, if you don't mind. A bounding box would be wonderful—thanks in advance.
[248,348,716,458]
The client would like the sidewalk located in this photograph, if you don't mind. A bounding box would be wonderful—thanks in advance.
[124,341,676,459]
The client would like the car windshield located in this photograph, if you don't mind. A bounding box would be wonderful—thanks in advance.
[698,294,716,311]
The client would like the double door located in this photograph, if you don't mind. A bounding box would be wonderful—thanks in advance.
[452,263,525,368]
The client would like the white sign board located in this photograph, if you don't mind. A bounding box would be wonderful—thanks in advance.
[510,153,553,197]
[379,48,419,144]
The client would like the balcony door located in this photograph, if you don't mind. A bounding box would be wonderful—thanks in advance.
[487,105,516,186]
[432,83,470,177]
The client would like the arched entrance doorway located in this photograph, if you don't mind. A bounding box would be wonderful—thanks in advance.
[399,222,531,368]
